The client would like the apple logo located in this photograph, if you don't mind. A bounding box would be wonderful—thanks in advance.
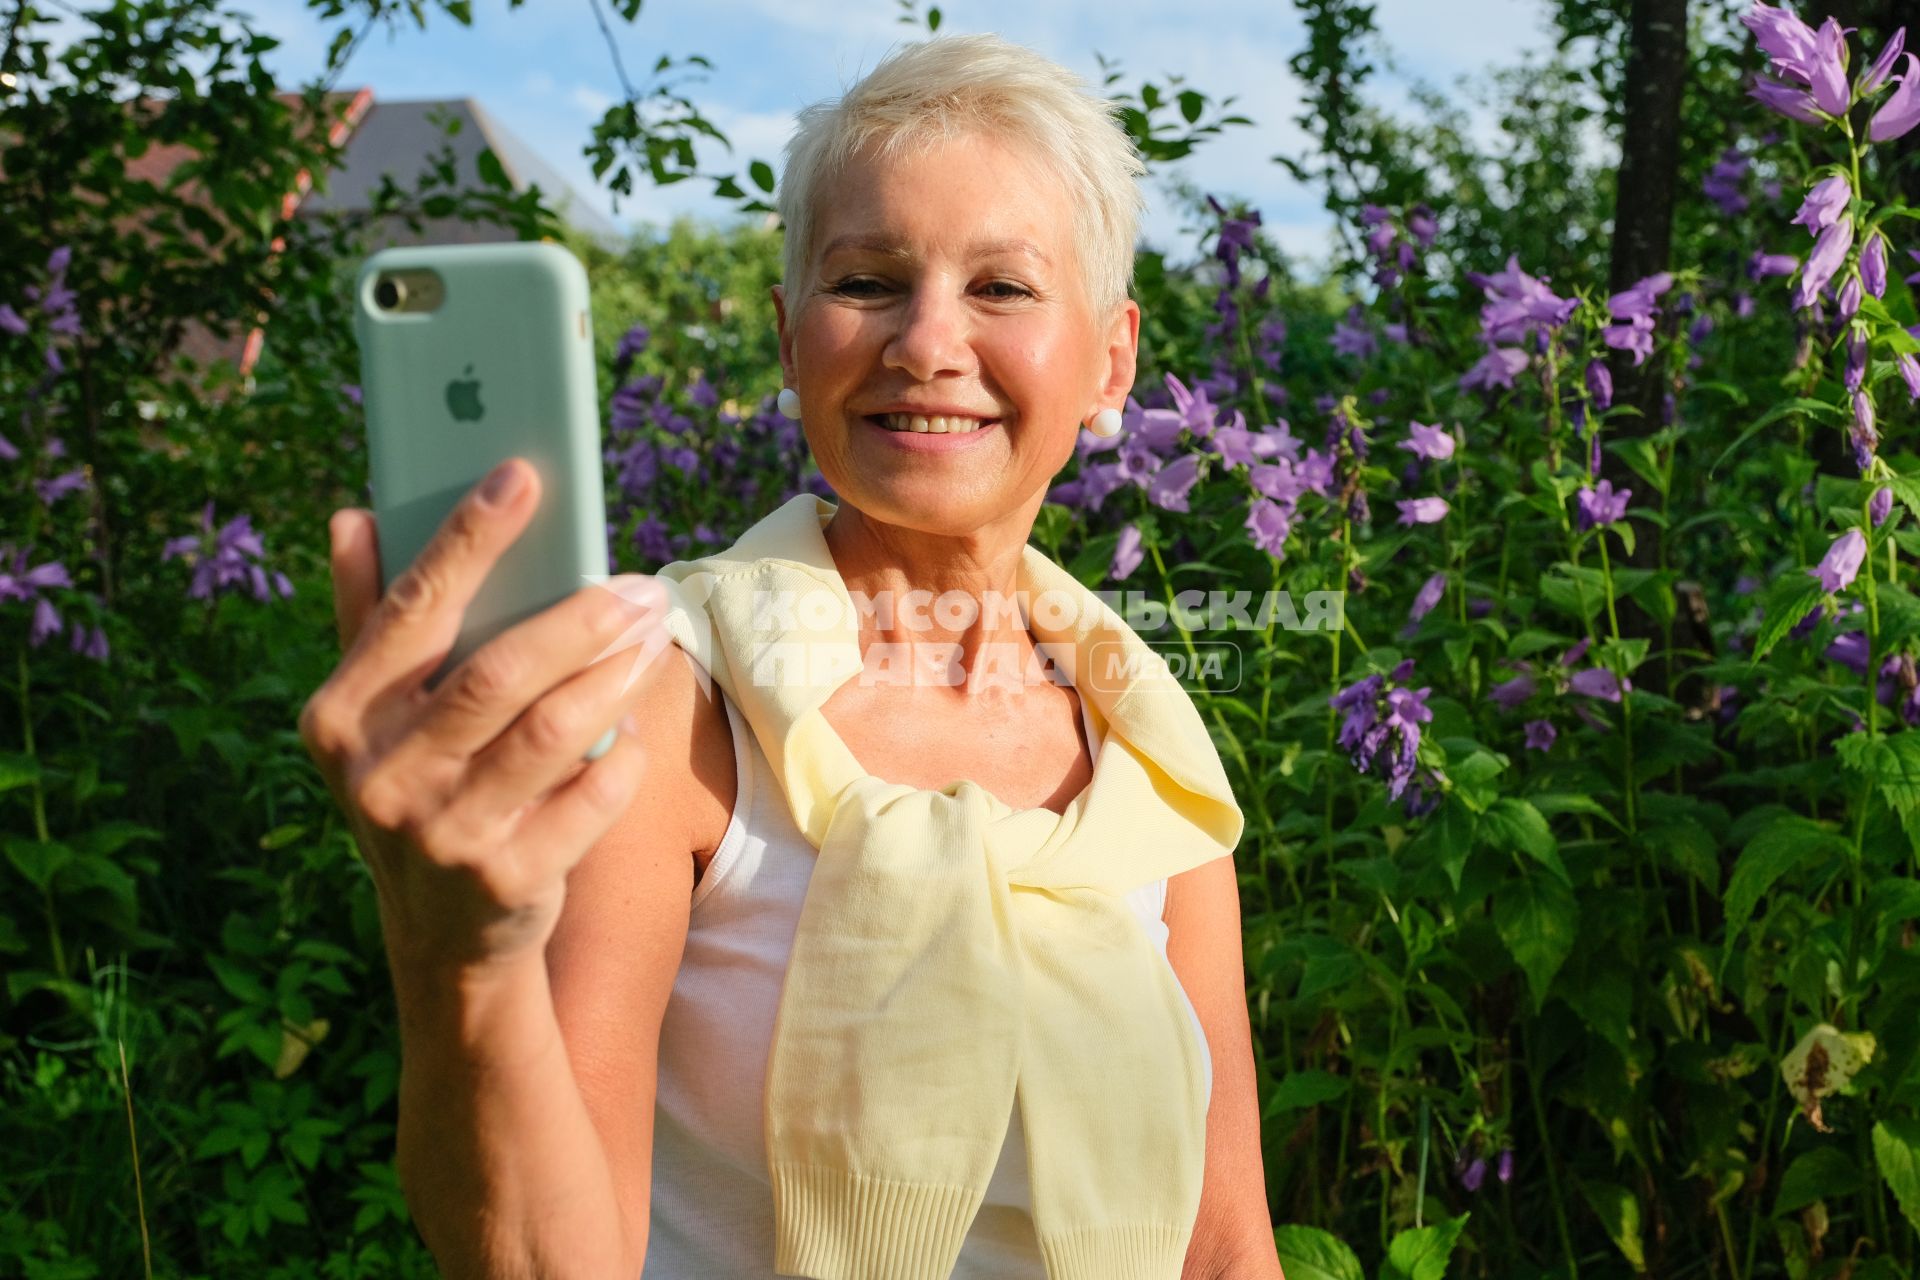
[445,364,484,422]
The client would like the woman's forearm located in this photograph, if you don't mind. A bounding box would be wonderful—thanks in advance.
[391,952,644,1280]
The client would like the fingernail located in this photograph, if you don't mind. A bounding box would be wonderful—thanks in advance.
[620,712,640,736]
[480,460,524,506]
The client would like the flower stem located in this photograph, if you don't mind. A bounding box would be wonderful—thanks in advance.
[1324,518,1351,904]
[17,644,64,981]
[1524,1019,1580,1280]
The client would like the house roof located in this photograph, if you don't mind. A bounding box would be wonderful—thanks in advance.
[153,91,623,382]
[297,96,622,244]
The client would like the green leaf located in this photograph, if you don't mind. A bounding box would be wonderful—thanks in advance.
[1479,797,1567,882]
[1450,750,1506,814]
[258,823,306,852]
[749,159,776,193]
[1430,798,1477,893]
[5,837,74,892]
[1887,472,1920,525]
[1272,1225,1364,1280]
[1616,439,1667,496]
[1540,563,1608,624]
[1530,792,1627,833]
[1382,1214,1469,1280]
[1875,1117,1920,1234]
[1296,938,1364,1001]
[475,147,508,191]
[1579,1181,1646,1272]
[1720,815,1850,975]
[1750,572,1824,664]
[1835,731,1920,847]
[1647,820,1721,890]
[1263,1069,1350,1117]
[1774,1146,1862,1215]
[1710,397,1845,477]
[72,821,161,858]
[0,752,41,793]
[207,954,272,1007]
[1494,871,1578,1010]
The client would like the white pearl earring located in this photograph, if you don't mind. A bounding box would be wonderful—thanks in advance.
[777,387,802,420]
[1087,408,1123,438]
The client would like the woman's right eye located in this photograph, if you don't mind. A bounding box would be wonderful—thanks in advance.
[831,277,886,297]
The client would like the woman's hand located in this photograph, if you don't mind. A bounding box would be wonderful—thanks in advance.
[298,457,676,976]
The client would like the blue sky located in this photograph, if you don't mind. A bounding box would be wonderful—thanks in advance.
[237,0,1559,266]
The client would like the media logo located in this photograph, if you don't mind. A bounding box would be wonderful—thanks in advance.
[445,364,484,422]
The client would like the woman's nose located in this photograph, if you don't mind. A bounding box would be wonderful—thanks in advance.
[881,285,973,382]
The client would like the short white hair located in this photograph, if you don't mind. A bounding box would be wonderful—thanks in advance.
[776,32,1147,315]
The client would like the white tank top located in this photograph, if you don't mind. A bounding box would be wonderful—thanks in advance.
[644,685,1213,1279]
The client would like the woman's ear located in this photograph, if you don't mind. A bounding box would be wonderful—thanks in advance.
[1098,298,1141,411]
[771,284,798,387]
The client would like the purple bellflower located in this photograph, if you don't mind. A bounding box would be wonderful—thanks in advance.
[1490,671,1537,712]
[1397,497,1450,525]
[1399,421,1456,462]
[1460,348,1529,392]
[1812,527,1868,592]
[1409,571,1448,623]
[1604,273,1673,366]
[1899,351,1920,400]
[1331,665,1435,804]
[1853,390,1879,470]
[1576,479,1633,531]
[1245,499,1293,559]
[1792,175,1851,234]
[162,502,295,603]
[1704,148,1751,216]
[1871,53,1920,140]
[1743,2,1822,82]
[1469,255,1577,345]
[1861,27,1907,94]
[1331,305,1377,360]
[1569,667,1630,702]
[1863,230,1889,296]
[1796,216,1855,310]
[1110,524,1144,581]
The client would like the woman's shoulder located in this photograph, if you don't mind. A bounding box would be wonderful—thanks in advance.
[624,639,737,872]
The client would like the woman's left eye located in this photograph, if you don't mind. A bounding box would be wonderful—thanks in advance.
[980,281,1033,300]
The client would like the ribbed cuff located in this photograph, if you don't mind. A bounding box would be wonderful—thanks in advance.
[770,1162,983,1280]
[1036,1222,1193,1280]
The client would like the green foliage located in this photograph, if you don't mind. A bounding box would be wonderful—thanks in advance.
[8,0,1920,1278]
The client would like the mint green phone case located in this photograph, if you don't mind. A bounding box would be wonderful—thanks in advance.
[353,242,617,761]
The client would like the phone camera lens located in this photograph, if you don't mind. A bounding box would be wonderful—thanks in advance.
[374,278,405,310]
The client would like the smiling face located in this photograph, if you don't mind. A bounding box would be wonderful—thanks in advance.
[772,130,1138,535]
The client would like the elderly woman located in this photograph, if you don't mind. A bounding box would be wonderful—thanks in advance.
[301,30,1283,1280]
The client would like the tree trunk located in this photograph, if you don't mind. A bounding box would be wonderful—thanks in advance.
[1600,0,1694,698]
[1604,0,1688,436]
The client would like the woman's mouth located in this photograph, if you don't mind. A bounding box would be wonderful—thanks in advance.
[867,412,1000,435]
[863,413,1002,451]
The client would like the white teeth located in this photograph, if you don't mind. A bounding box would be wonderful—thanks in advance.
[880,413,989,434]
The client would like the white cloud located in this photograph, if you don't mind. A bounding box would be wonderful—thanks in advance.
[221,0,1566,261]
[569,83,615,116]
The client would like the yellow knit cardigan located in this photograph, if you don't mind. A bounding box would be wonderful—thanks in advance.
[644,493,1244,1280]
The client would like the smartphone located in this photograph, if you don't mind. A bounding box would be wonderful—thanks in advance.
[353,241,618,761]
